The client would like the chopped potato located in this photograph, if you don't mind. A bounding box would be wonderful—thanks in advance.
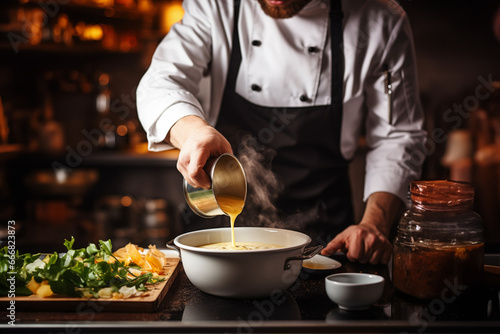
[26,276,41,295]
[81,290,94,299]
[112,292,123,299]
[36,283,54,298]
[98,287,114,299]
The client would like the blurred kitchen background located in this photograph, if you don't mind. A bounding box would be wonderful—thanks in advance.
[0,0,499,253]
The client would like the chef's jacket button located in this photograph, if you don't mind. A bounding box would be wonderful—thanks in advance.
[308,46,319,53]
[299,94,309,102]
[251,40,262,46]
[251,84,262,92]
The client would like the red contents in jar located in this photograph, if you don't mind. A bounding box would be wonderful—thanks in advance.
[392,242,484,300]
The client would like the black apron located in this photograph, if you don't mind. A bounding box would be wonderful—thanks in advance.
[183,0,354,245]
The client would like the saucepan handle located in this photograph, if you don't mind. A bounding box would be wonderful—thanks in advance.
[283,245,324,270]
[166,239,180,255]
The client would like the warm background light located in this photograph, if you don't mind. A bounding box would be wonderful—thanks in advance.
[161,1,184,34]
[83,24,104,40]
[116,124,128,136]
[121,196,133,207]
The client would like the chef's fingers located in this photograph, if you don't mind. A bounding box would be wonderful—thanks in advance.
[321,236,346,256]
[188,148,211,189]
[219,136,233,156]
[176,153,190,181]
[346,236,366,264]
[365,232,392,265]
[343,227,375,264]
[177,149,211,189]
[187,165,211,189]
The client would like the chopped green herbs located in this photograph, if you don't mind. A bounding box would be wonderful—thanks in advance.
[0,237,163,298]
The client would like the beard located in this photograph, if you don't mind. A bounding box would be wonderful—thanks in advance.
[257,0,314,19]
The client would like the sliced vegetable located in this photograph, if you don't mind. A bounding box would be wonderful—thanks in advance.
[0,237,166,298]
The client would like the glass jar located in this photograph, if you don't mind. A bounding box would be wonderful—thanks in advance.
[392,180,484,300]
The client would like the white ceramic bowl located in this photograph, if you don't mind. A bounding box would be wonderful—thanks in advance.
[325,273,385,310]
[173,227,312,298]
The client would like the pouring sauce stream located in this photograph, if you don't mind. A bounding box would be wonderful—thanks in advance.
[216,195,244,248]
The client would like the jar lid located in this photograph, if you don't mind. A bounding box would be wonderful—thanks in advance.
[410,180,474,210]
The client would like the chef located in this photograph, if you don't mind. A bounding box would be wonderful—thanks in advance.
[137,0,426,265]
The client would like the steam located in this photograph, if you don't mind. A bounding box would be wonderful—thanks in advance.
[236,134,320,236]
[236,135,285,228]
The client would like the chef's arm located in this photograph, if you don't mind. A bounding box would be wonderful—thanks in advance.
[136,0,216,152]
[321,192,403,265]
[359,191,404,238]
[167,115,232,189]
[321,9,424,265]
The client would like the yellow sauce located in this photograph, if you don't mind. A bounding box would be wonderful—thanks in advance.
[216,195,245,247]
[198,241,283,250]
[302,262,324,270]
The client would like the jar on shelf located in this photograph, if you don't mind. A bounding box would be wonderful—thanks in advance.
[392,180,484,300]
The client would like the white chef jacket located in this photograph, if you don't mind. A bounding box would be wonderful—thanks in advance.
[136,0,427,204]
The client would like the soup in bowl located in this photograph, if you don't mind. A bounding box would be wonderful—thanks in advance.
[171,227,315,298]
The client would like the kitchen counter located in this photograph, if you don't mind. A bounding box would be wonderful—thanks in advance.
[2,253,500,333]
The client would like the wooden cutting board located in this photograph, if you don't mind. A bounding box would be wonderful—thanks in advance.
[0,257,180,313]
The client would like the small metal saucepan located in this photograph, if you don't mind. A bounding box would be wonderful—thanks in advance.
[183,153,247,218]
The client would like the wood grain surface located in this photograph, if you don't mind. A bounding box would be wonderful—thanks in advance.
[0,258,180,313]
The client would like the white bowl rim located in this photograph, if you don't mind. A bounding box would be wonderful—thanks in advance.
[174,227,311,254]
[325,273,385,286]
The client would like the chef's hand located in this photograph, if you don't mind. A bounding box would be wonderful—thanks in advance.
[321,192,403,265]
[167,115,233,189]
[321,223,392,265]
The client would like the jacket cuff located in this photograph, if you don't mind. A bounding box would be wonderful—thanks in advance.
[363,171,412,208]
[147,102,205,152]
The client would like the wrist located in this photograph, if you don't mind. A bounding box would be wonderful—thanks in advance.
[360,192,404,237]
[167,115,209,148]
[358,216,389,237]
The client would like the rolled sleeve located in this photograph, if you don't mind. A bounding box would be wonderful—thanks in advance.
[364,170,411,205]
[363,11,427,206]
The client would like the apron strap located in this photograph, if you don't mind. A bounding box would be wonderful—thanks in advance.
[224,1,243,96]
[212,0,352,242]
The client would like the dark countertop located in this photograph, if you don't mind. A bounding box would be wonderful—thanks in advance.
[2,254,500,333]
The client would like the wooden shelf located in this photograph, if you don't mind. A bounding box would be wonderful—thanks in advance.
[10,146,179,168]
[9,0,153,21]
[0,0,158,55]
[0,144,24,162]
[82,148,179,167]
[0,42,142,55]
